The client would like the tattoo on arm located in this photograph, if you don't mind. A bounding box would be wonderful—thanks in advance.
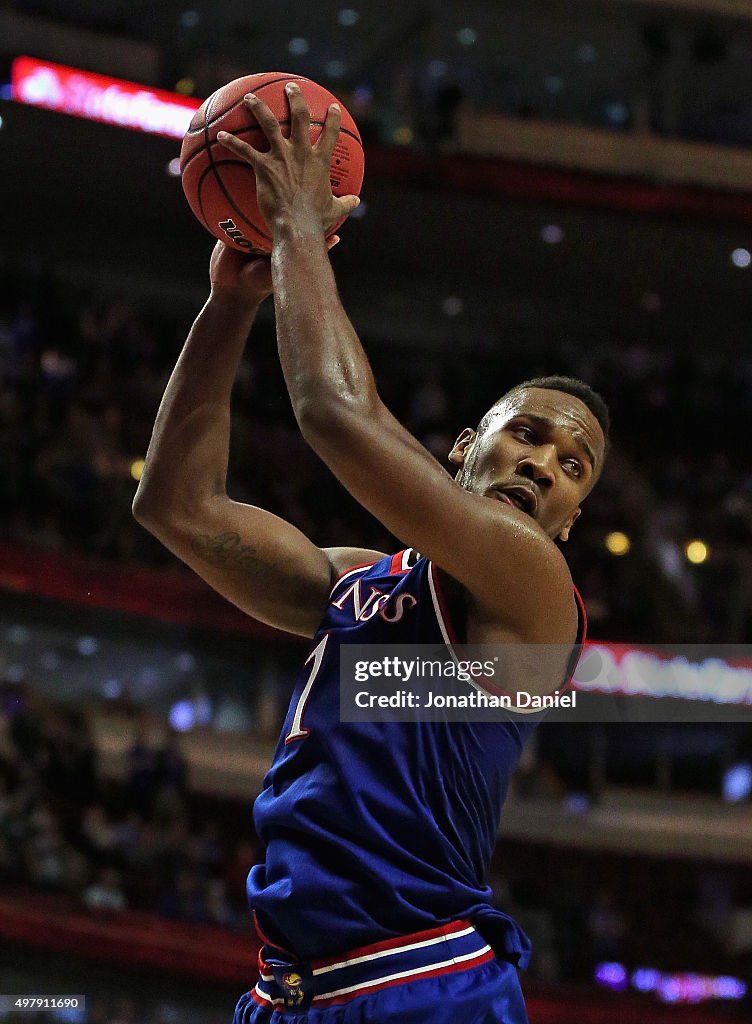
[191,532,262,573]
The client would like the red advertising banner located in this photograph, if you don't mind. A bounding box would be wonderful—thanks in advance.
[10,55,201,139]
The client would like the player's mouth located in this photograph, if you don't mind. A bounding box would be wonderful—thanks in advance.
[493,486,538,518]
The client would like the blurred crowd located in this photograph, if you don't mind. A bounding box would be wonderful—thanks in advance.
[0,684,258,931]
[1,264,750,643]
[1,682,746,994]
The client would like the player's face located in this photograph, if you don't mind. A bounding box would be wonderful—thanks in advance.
[448,388,605,542]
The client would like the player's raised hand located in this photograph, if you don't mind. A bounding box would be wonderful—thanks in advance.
[209,241,275,304]
[216,83,360,238]
[209,235,341,304]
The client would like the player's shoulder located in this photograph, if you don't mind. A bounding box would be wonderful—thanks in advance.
[442,538,579,646]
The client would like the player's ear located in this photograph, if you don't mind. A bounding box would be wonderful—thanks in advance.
[558,507,581,543]
[448,428,476,467]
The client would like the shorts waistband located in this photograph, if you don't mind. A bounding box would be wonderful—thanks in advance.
[251,919,495,1013]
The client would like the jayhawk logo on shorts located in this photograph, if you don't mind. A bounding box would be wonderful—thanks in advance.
[281,972,305,1008]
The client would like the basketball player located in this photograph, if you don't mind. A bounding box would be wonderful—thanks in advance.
[133,85,609,1023]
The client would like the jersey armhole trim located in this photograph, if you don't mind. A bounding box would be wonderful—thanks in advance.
[389,548,415,575]
[572,583,588,645]
[426,562,459,646]
[430,564,588,648]
[428,561,588,708]
[428,561,510,699]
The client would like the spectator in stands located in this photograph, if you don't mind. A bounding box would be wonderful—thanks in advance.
[204,877,236,929]
[125,720,160,818]
[155,731,188,795]
[82,866,128,913]
[587,886,627,963]
[24,804,77,890]
[160,866,208,922]
[80,803,119,867]
[2,267,751,643]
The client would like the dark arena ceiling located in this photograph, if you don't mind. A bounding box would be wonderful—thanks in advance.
[13,0,752,127]
[4,0,752,354]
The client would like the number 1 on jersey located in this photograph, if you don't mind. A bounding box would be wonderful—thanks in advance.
[284,634,329,743]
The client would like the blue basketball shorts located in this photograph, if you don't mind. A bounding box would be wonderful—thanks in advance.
[231,918,529,1024]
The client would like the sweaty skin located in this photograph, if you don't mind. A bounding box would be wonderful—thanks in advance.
[134,88,608,1024]
[452,388,604,542]
[216,85,605,649]
[134,84,605,695]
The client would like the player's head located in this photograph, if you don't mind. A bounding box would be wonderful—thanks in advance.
[448,375,609,543]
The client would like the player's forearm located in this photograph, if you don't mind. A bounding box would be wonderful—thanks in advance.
[271,222,379,427]
[271,222,437,476]
[133,293,259,524]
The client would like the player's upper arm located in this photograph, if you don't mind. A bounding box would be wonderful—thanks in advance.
[135,493,384,638]
[298,401,576,643]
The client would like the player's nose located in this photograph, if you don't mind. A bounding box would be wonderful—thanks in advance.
[516,447,556,488]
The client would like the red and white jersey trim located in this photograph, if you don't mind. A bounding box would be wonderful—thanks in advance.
[312,922,475,975]
[314,944,493,1003]
[251,917,495,1010]
[252,946,494,1009]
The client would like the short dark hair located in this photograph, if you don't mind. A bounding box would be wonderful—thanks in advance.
[481,374,611,456]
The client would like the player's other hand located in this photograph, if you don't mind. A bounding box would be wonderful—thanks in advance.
[209,242,274,305]
[209,236,340,304]
[216,84,360,238]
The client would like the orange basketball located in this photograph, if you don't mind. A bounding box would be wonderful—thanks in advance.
[180,72,364,254]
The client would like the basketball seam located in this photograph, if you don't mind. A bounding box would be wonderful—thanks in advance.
[200,90,272,244]
[187,95,214,234]
[199,159,272,243]
[184,76,305,135]
[181,125,267,174]
[189,76,362,248]
[191,100,215,234]
[203,75,312,130]
[185,75,362,144]
[195,165,214,235]
[181,120,363,174]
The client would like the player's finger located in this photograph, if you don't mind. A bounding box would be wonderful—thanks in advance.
[314,102,342,160]
[331,195,360,220]
[243,94,285,151]
[217,130,261,167]
[285,82,311,146]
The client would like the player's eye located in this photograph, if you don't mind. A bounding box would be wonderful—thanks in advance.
[513,425,535,443]
[563,458,582,478]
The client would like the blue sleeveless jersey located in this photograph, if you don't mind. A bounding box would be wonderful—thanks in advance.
[248,550,583,968]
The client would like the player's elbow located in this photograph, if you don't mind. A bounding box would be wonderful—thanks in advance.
[132,489,195,551]
[294,389,374,446]
[132,478,177,532]
[133,463,221,532]
[132,487,161,532]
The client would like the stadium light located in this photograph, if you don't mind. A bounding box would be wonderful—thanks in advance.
[605,531,630,556]
[685,539,709,564]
